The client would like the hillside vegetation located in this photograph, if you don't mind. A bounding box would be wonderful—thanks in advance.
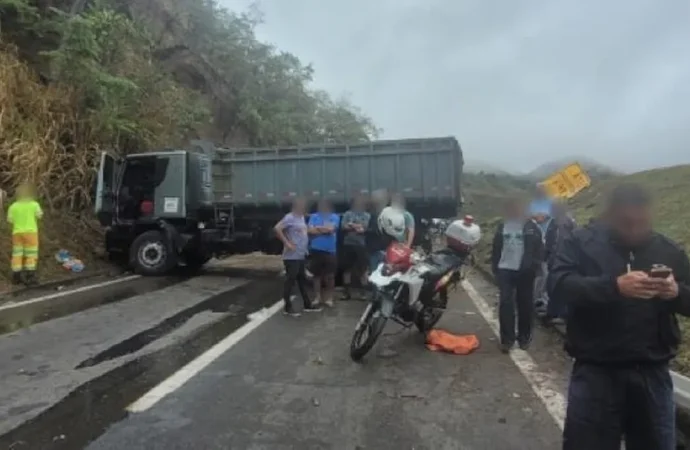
[0,0,378,290]
[462,172,532,220]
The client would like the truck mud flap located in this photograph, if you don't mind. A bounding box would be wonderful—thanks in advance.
[158,221,185,254]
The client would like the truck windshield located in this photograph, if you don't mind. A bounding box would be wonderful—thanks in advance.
[120,156,169,190]
[117,156,170,220]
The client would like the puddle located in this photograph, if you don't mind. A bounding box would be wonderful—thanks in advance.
[75,280,265,369]
[0,278,283,450]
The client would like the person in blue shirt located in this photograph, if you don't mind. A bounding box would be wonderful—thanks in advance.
[529,183,553,217]
[308,198,340,307]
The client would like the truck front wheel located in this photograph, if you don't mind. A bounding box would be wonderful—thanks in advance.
[130,230,177,276]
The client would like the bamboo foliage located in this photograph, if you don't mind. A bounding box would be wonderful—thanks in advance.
[0,0,379,210]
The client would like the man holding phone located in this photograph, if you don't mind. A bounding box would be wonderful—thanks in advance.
[548,183,690,450]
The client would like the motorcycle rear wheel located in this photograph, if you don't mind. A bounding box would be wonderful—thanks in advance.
[350,303,387,362]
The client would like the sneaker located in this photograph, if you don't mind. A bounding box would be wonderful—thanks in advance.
[303,304,322,312]
[500,342,513,354]
[341,288,352,301]
[518,336,532,351]
[324,299,335,307]
[283,305,301,317]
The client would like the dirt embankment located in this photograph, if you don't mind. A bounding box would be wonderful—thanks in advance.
[0,210,111,293]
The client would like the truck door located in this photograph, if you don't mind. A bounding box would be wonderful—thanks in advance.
[94,151,123,226]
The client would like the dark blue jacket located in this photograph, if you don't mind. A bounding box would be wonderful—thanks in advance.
[548,225,690,365]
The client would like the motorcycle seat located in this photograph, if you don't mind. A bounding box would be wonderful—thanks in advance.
[423,252,464,277]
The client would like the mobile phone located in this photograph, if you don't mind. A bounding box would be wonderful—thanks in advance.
[649,264,672,279]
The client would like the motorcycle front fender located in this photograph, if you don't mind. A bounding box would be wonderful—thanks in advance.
[369,266,399,288]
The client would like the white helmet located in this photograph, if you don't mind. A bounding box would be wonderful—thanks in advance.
[445,215,481,252]
[378,206,406,238]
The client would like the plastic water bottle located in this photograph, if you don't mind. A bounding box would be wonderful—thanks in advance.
[55,249,70,263]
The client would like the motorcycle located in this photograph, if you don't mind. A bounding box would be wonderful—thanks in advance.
[421,218,451,251]
[349,242,465,361]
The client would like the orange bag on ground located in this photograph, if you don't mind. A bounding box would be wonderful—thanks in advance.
[425,329,480,355]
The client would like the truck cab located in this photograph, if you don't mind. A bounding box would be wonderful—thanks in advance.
[94,150,254,275]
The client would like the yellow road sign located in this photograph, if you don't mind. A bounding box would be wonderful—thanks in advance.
[540,172,573,199]
[539,162,591,199]
[561,162,591,193]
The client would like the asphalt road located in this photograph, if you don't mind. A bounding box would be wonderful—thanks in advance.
[0,268,572,449]
[87,273,566,450]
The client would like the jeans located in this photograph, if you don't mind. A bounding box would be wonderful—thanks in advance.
[563,361,676,450]
[369,250,385,273]
[497,269,535,346]
[283,259,311,309]
[533,262,549,306]
[546,289,567,319]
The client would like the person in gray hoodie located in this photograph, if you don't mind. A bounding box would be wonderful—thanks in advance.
[491,198,545,353]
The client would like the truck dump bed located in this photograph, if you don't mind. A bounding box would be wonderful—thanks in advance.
[192,137,463,208]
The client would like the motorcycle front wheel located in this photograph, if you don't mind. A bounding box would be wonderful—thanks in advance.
[350,302,387,362]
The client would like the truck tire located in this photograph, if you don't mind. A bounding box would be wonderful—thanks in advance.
[130,230,177,276]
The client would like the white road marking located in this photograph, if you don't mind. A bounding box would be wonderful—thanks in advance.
[127,300,283,413]
[0,275,142,312]
[461,280,566,430]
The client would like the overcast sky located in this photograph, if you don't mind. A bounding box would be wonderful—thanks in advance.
[221,0,689,173]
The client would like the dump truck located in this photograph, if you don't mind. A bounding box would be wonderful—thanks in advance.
[94,137,464,275]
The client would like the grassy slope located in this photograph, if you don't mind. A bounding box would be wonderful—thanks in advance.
[0,210,110,293]
[462,172,532,220]
[471,164,690,374]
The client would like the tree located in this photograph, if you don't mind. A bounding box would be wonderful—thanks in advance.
[0,0,379,208]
